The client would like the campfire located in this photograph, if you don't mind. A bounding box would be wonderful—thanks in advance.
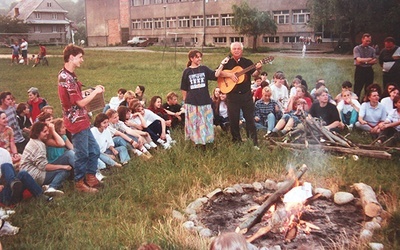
[178,165,385,249]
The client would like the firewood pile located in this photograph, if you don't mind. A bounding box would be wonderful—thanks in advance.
[266,117,395,159]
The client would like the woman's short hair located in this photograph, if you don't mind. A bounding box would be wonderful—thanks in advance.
[93,113,109,128]
[166,91,178,100]
[117,106,130,122]
[30,122,47,139]
[16,103,28,114]
[105,108,117,119]
[209,232,250,250]
[37,112,52,122]
[52,118,64,134]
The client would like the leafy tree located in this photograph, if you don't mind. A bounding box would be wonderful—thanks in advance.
[0,15,29,33]
[307,0,400,46]
[231,2,277,51]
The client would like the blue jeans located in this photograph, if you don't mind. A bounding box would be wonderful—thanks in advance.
[100,146,130,166]
[255,113,276,132]
[43,170,70,189]
[341,110,358,126]
[52,150,75,168]
[0,163,43,205]
[71,128,100,181]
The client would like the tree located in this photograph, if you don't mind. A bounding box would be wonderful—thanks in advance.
[307,0,400,47]
[0,15,29,33]
[231,2,277,51]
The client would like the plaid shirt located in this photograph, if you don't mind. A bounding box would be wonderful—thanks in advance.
[3,106,24,143]
[254,99,279,126]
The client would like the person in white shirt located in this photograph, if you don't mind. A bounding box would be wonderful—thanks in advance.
[337,90,361,129]
[103,88,126,113]
[270,72,288,111]
[380,87,399,115]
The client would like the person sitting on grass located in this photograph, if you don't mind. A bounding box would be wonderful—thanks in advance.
[336,89,361,130]
[163,91,185,128]
[285,85,313,113]
[253,80,269,102]
[119,90,138,108]
[355,89,387,135]
[27,87,48,123]
[308,88,343,132]
[20,122,72,196]
[334,80,358,103]
[103,88,127,113]
[0,111,21,167]
[135,85,147,106]
[376,95,400,144]
[91,113,130,168]
[0,147,53,206]
[269,98,308,137]
[213,92,230,131]
[380,87,399,115]
[289,77,302,98]
[130,102,173,149]
[106,109,153,159]
[16,103,32,139]
[254,86,281,135]
[147,96,172,130]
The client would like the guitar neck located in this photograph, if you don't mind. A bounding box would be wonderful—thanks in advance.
[235,64,257,77]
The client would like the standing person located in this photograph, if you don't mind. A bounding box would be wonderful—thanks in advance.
[20,38,28,65]
[221,42,262,148]
[180,50,226,147]
[353,33,377,98]
[57,44,105,193]
[5,41,20,65]
[379,37,400,88]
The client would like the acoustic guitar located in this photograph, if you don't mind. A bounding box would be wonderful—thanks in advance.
[217,56,274,94]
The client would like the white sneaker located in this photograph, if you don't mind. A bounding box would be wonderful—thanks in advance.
[96,172,106,181]
[134,149,143,156]
[149,141,157,148]
[0,221,19,236]
[162,142,171,149]
[144,143,152,150]
[44,187,64,196]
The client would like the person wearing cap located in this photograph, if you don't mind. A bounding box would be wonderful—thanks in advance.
[27,87,48,123]
[353,33,377,99]
[379,37,400,89]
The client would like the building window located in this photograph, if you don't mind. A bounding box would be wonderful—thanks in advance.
[52,13,57,19]
[283,36,300,43]
[52,26,58,33]
[154,18,163,29]
[273,10,289,24]
[166,17,176,28]
[131,0,142,6]
[47,2,52,7]
[35,12,41,19]
[206,15,219,26]
[292,9,310,24]
[143,18,152,29]
[191,37,198,44]
[34,26,41,33]
[132,19,141,29]
[154,0,163,3]
[143,0,150,5]
[221,14,233,26]
[178,16,190,28]
[263,36,279,43]
[230,37,243,43]
[214,37,227,43]
[171,37,182,43]
[192,16,203,27]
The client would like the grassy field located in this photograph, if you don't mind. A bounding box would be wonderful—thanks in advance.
[0,48,399,249]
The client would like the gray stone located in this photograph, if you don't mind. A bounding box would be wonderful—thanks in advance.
[223,187,237,194]
[182,221,195,231]
[184,207,196,215]
[252,182,263,191]
[264,179,277,190]
[315,187,333,199]
[240,183,254,190]
[206,188,222,199]
[188,214,198,221]
[199,227,213,237]
[368,243,384,250]
[233,184,244,193]
[334,192,354,205]
[187,198,207,211]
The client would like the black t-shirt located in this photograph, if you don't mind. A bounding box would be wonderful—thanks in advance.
[223,57,255,94]
[180,65,215,105]
[309,102,340,125]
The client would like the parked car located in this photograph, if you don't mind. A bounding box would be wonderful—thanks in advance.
[127,37,154,47]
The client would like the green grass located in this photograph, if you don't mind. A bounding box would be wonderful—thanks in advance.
[0,49,398,249]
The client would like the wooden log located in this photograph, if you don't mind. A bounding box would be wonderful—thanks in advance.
[274,142,391,159]
[352,183,383,218]
[236,165,308,233]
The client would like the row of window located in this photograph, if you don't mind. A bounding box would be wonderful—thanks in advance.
[34,12,59,20]
[133,14,233,29]
[131,0,201,6]
[132,10,309,30]
[33,25,64,33]
[166,36,304,44]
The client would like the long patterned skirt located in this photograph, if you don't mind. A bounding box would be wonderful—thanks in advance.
[184,104,214,145]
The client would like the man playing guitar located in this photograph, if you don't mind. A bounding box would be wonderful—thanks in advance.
[220,42,263,148]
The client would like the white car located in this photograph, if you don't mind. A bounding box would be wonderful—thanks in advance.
[127,37,152,47]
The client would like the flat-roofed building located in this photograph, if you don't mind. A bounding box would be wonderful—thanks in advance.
[86,0,314,48]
